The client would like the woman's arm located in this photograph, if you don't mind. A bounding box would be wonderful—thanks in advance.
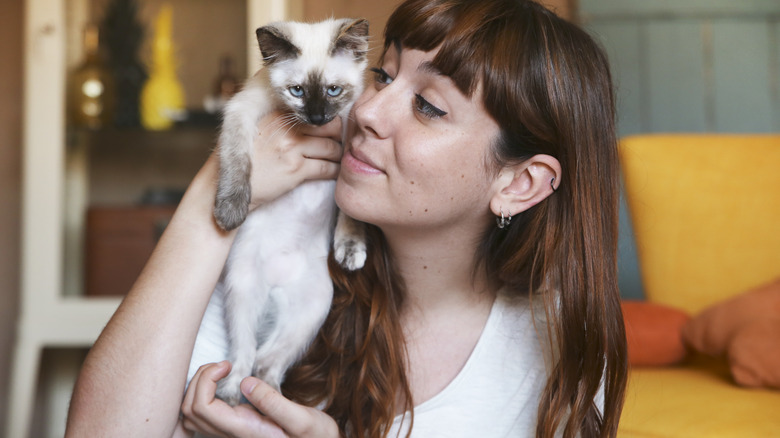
[65,114,343,437]
[67,155,234,437]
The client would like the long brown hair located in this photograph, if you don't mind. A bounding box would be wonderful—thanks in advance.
[284,1,628,436]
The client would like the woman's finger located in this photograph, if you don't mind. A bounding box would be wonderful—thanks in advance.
[180,367,200,420]
[191,361,231,413]
[240,378,304,433]
[297,136,344,163]
[240,377,339,438]
[298,116,343,141]
[301,159,341,182]
[181,362,230,436]
[181,362,216,423]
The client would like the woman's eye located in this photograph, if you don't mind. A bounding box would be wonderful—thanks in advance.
[327,85,343,97]
[288,86,304,97]
[414,94,447,119]
[370,67,392,86]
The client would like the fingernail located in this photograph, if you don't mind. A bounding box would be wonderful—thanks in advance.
[241,377,259,395]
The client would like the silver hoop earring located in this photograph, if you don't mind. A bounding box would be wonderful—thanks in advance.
[496,208,512,229]
[551,177,558,192]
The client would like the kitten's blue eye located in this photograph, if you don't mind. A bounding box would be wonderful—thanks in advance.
[327,85,343,97]
[370,67,392,86]
[288,86,304,98]
[415,94,447,119]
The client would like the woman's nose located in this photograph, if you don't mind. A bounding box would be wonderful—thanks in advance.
[354,86,396,140]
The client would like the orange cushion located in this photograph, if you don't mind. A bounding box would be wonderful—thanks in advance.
[683,278,780,390]
[622,301,689,366]
[682,278,780,356]
[727,317,780,389]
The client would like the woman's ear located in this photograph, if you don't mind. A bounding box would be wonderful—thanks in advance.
[489,154,561,218]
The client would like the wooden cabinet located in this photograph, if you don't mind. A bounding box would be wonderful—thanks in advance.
[85,205,176,296]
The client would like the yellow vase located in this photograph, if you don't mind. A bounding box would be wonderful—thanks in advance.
[141,4,185,130]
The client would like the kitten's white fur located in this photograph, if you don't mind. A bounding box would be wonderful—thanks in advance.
[188,18,368,405]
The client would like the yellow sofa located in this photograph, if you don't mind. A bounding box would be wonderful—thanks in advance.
[617,135,780,437]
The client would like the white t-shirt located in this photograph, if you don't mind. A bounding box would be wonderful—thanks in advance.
[189,289,602,437]
[387,291,554,438]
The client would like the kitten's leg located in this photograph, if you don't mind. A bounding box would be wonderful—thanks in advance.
[214,82,265,231]
[252,269,333,391]
[215,266,270,405]
[333,106,367,271]
[333,211,366,270]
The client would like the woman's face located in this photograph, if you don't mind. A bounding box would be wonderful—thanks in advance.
[335,46,501,236]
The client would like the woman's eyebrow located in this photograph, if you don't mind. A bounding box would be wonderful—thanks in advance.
[418,60,445,77]
[418,60,463,95]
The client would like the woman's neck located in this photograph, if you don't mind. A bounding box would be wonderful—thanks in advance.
[382,226,496,318]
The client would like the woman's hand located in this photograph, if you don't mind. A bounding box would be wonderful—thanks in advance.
[181,362,340,438]
[246,112,344,210]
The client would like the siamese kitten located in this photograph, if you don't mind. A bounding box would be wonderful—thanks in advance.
[187,18,369,406]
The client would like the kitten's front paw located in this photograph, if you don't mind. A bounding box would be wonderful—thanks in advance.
[215,372,245,406]
[214,192,249,231]
[334,236,367,271]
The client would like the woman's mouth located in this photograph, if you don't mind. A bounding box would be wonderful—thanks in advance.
[342,147,384,175]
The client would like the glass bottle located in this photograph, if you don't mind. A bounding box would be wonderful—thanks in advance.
[69,24,115,129]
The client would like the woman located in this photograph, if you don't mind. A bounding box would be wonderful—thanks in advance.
[66,0,627,437]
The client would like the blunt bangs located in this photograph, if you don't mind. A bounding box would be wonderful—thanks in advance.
[383,0,519,99]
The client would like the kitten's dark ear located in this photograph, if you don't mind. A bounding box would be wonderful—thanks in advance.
[331,18,369,61]
[256,24,300,65]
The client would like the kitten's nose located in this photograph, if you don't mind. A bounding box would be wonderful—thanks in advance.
[309,114,325,125]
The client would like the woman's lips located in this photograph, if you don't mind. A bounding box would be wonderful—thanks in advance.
[342,147,384,175]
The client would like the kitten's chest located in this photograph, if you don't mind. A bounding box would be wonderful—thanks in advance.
[242,179,337,240]
[276,179,337,216]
